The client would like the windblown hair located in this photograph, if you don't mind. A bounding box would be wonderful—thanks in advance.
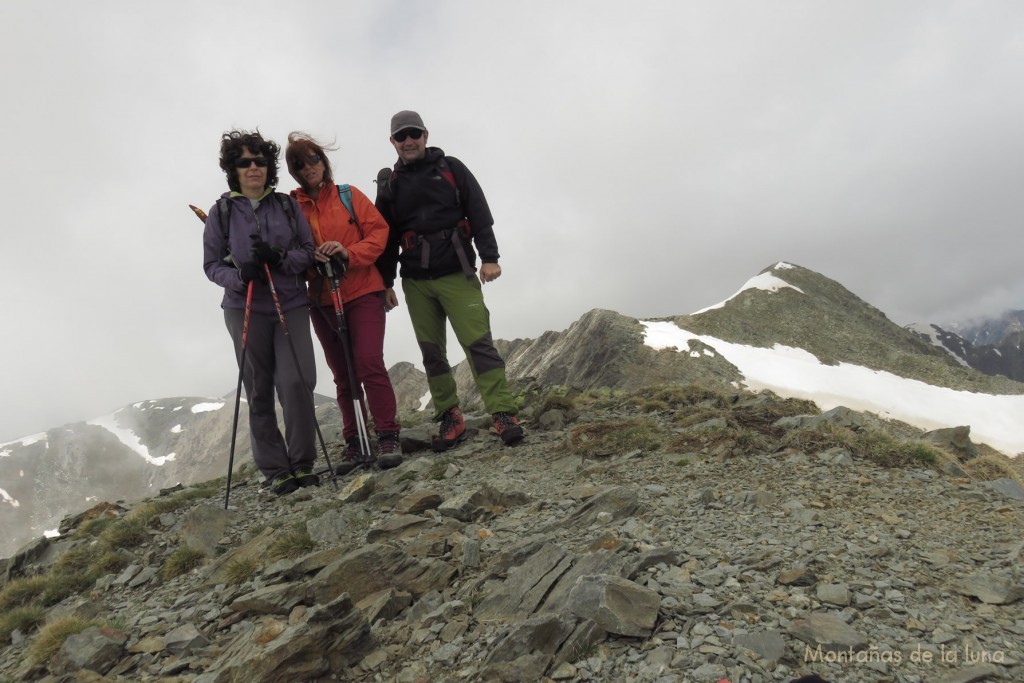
[285,132,338,192]
[219,129,280,193]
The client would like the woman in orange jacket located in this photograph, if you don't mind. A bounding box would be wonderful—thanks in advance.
[286,132,402,473]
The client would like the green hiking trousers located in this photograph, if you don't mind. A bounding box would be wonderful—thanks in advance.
[402,272,517,420]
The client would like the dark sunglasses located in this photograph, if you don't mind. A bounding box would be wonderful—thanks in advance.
[393,128,424,142]
[291,153,322,171]
[234,157,269,169]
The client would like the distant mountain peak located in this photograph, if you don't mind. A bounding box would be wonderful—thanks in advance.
[692,261,806,315]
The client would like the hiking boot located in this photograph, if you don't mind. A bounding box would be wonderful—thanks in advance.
[376,431,403,469]
[492,412,525,446]
[335,437,362,476]
[431,406,467,452]
[270,472,300,496]
[293,468,320,487]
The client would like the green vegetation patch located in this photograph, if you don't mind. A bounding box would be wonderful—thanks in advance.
[571,418,664,457]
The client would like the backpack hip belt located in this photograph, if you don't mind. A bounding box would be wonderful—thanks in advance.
[401,219,474,278]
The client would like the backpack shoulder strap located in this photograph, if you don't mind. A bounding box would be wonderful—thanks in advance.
[436,157,460,205]
[337,184,364,239]
[216,197,231,242]
[273,192,300,247]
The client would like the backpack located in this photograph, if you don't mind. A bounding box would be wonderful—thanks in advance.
[374,156,461,210]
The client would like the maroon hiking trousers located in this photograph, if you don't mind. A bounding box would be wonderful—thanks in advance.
[311,291,400,440]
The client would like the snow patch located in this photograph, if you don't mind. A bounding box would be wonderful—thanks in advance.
[691,272,805,315]
[191,402,225,414]
[1,432,48,455]
[418,390,432,412]
[0,487,19,508]
[86,413,170,465]
[641,320,1024,457]
[170,424,183,434]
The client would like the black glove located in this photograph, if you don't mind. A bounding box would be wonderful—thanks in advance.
[250,236,283,266]
[238,261,266,284]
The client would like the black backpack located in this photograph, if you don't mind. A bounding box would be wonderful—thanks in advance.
[374,157,461,207]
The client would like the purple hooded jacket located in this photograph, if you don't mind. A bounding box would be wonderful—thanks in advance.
[203,191,316,315]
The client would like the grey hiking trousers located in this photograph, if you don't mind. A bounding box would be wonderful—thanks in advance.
[224,306,317,481]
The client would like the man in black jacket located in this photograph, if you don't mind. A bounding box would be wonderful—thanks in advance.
[376,110,524,451]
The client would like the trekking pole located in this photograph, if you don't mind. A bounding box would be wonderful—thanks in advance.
[190,204,251,507]
[224,281,253,509]
[262,263,338,488]
[322,256,373,462]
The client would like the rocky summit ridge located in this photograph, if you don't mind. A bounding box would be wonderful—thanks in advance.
[3,261,1024,681]
[1,381,1023,683]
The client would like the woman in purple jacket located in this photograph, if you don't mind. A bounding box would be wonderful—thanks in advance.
[202,130,319,496]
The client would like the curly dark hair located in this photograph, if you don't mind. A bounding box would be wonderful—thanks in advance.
[219,129,280,193]
[285,132,337,193]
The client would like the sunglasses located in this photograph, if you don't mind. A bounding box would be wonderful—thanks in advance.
[234,157,269,169]
[291,153,322,172]
[393,128,424,143]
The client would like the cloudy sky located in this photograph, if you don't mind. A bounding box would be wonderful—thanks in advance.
[1,1,1022,442]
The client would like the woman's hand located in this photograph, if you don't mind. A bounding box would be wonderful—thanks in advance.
[315,241,349,263]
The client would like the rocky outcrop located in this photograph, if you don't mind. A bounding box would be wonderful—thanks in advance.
[452,308,745,411]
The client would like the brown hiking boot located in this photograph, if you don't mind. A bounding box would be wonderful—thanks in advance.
[376,431,403,469]
[335,437,364,475]
[431,406,467,452]
[492,412,525,446]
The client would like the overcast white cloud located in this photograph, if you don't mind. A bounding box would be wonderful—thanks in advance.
[1,1,1022,442]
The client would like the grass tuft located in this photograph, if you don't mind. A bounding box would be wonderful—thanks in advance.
[163,547,207,580]
[100,516,149,549]
[0,605,45,643]
[0,577,48,611]
[40,572,95,607]
[26,616,96,666]
[268,528,315,560]
[222,557,260,585]
[571,418,663,457]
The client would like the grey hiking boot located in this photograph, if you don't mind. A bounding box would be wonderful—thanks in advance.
[293,467,320,487]
[270,472,300,496]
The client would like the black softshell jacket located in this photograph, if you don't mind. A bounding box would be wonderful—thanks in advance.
[376,147,498,284]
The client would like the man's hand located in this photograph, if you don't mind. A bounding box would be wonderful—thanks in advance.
[479,263,501,284]
[384,288,400,311]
